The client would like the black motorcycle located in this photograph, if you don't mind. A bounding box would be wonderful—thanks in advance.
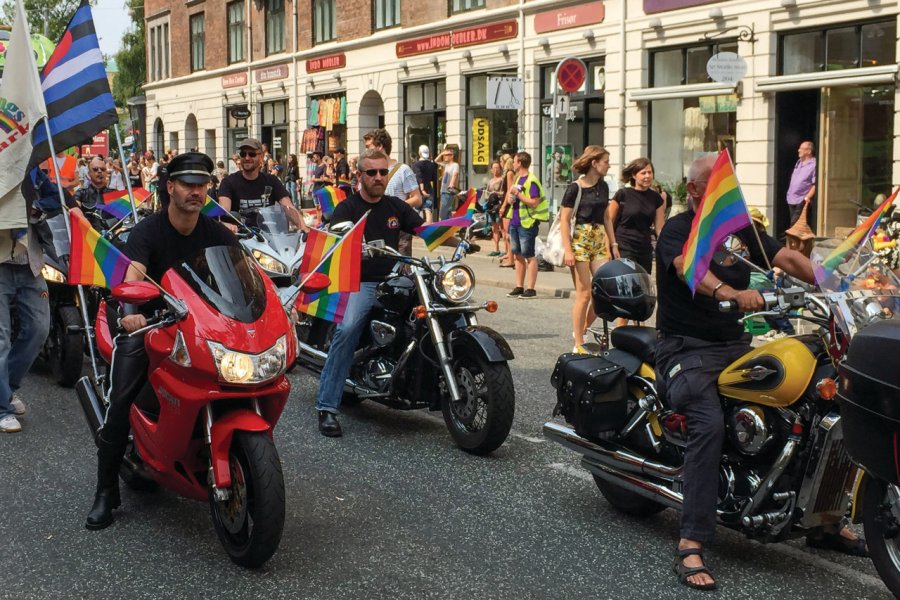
[295,228,515,455]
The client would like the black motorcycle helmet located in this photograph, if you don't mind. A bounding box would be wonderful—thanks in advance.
[591,258,656,322]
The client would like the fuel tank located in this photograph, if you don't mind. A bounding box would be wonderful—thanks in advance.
[717,337,817,407]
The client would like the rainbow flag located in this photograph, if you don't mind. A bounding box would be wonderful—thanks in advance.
[313,186,347,217]
[682,149,751,295]
[453,188,482,217]
[97,196,132,219]
[295,217,367,323]
[68,210,131,288]
[415,215,472,251]
[200,196,228,218]
[813,187,899,284]
[337,175,351,187]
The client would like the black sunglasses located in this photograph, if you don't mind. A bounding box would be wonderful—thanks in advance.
[92,167,107,172]
[239,150,258,158]
[362,168,390,177]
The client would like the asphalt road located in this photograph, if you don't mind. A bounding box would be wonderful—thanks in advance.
[0,291,891,599]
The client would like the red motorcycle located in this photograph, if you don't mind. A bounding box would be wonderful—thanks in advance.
[75,245,328,568]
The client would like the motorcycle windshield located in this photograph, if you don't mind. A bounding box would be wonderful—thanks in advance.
[44,213,71,262]
[173,245,267,323]
[257,205,293,235]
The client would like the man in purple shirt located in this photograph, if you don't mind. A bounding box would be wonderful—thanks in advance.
[786,140,816,227]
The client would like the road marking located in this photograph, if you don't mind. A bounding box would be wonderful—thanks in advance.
[547,461,592,482]
[418,412,545,445]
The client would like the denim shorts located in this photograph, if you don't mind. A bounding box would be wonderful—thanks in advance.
[509,222,540,258]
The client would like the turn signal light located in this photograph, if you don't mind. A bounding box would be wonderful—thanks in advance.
[485,301,498,313]
[816,378,837,400]
[413,305,428,319]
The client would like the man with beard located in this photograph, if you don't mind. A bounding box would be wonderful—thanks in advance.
[84,152,239,530]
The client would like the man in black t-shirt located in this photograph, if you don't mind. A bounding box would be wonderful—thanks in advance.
[655,154,815,590]
[85,152,239,531]
[218,138,308,233]
[412,145,438,222]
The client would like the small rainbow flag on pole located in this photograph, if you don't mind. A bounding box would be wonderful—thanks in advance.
[313,186,347,217]
[454,188,482,217]
[813,187,899,284]
[68,210,131,288]
[415,215,472,251]
[682,149,752,295]
[98,196,133,219]
[295,216,367,323]
[200,196,228,218]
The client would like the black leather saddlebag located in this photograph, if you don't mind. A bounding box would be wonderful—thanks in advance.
[551,353,628,438]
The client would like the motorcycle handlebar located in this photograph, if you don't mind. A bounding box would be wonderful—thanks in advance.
[718,292,779,313]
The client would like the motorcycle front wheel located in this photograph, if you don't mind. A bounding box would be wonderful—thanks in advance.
[862,473,900,598]
[209,431,285,568]
[441,354,514,455]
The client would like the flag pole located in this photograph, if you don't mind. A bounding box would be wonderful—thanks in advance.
[112,124,140,221]
[725,149,773,272]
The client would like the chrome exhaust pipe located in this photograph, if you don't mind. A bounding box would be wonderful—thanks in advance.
[585,459,684,511]
[543,421,682,481]
[296,341,385,399]
[75,376,104,442]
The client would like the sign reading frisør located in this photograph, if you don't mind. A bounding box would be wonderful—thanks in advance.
[706,52,747,84]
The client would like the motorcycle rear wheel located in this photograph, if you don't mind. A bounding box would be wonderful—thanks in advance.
[441,354,514,455]
[209,431,285,568]
[861,473,900,598]
[49,305,84,387]
[592,475,667,517]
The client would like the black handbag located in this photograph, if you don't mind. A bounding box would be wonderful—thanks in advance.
[550,353,628,438]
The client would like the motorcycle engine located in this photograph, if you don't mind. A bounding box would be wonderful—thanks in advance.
[361,357,396,394]
[727,405,774,456]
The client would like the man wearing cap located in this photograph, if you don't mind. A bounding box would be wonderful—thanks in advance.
[84,152,240,530]
[217,138,309,233]
[412,145,438,223]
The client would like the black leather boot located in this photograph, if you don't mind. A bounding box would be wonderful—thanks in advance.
[85,437,123,530]
[318,411,342,437]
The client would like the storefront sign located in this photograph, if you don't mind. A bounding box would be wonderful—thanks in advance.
[256,64,289,83]
[306,53,346,73]
[487,76,524,110]
[706,52,747,84]
[221,72,247,88]
[452,20,518,48]
[396,33,452,58]
[534,1,605,34]
[229,104,251,120]
[81,131,109,157]
[472,118,490,166]
[644,0,722,14]
[396,20,517,57]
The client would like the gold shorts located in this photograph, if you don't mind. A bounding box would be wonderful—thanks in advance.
[572,223,607,262]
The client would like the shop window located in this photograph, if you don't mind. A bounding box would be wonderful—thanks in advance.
[465,73,518,188]
[190,14,204,72]
[650,41,737,87]
[314,0,336,45]
[266,0,285,55]
[374,0,400,31]
[404,80,446,164]
[781,20,897,75]
[451,0,484,14]
[227,1,245,64]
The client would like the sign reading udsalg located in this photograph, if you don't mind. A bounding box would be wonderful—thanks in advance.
[706,52,747,84]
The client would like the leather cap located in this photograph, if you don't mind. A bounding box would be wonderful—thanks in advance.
[167,152,213,184]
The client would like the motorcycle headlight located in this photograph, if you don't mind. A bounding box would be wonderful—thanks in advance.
[207,335,287,384]
[434,263,475,303]
[251,250,288,274]
[41,264,66,284]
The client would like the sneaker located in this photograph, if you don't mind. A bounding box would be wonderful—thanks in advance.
[10,394,25,416]
[507,287,524,297]
[519,289,537,299]
[0,415,22,433]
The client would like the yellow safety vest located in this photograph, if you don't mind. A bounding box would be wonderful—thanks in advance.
[515,172,549,228]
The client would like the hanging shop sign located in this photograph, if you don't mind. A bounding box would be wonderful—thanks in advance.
[256,64,289,83]
[221,72,248,89]
[306,53,346,73]
[487,76,524,110]
[229,104,251,120]
[644,0,722,14]
[534,1,605,34]
[472,117,491,166]
[396,20,518,58]
[706,52,747,84]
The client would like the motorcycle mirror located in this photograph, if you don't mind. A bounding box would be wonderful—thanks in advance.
[329,221,354,236]
[295,272,331,295]
[111,281,161,305]
[713,235,750,267]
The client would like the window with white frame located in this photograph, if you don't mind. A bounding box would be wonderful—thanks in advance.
[313,0,336,44]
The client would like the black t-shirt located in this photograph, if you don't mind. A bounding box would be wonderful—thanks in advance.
[655,210,782,342]
[612,188,664,254]
[561,180,609,225]
[311,164,329,192]
[218,171,290,212]
[125,210,240,283]
[331,193,425,281]
[335,158,350,181]
[412,159,438,197]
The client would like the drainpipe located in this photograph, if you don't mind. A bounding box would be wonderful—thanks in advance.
[618,0,627,171]
[518,0,525,152]
[247,0,253,136]
[292,0,299,156]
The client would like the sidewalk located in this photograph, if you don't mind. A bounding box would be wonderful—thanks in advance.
[410,237,576,298]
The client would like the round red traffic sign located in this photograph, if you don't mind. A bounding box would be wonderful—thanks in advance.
[557,58,587,94]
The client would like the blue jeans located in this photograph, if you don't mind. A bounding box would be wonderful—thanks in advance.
[0,264,50,417]
[439,191,455,221]
[286,181,298,208]
[315,282,379,413]
[509,222,540,258]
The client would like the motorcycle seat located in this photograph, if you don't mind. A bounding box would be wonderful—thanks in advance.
[610,326,657,366]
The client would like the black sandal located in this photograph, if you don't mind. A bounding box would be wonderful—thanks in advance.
[806,531,869,557]
[673,547,717,591]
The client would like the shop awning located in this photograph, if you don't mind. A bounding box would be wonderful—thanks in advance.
[628,81,739,103]
[754,64,898,93]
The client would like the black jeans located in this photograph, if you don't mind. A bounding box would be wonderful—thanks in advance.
[656,333,750,543]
